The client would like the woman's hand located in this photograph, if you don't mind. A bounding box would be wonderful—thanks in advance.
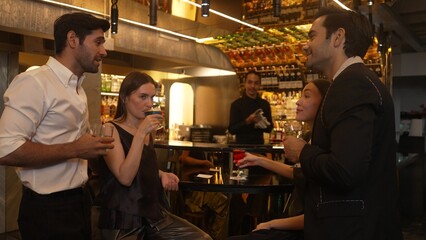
[137,115,163,136]
[159,171,179,191]
[283,135,306,163]
[253,221,272,231]
[236,152,264,168]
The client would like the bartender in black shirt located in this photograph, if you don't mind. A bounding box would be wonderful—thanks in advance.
[228,70,273,235]
[228,70,273,144]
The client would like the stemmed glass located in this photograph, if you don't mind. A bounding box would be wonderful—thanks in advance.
[146,93,166,140]
[145,106,164,130]
[231,149,249,180]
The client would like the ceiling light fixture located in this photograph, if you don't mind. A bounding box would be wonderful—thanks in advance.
[333,0,351,11]
[201,0,210,17]
[111,0,119,34]
[40,0,103,15]
[182,0,264,32]
[150,0,157,26]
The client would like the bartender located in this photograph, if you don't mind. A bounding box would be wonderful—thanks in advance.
[228,70,273,144]
[228,70,273,235]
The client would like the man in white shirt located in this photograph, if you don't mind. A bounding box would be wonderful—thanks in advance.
[0,12,114,240]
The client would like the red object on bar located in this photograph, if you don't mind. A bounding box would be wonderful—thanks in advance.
[233,149,245,163]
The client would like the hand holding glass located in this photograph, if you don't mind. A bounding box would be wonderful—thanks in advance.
[233,149,246,164]
[92,124,114,137]
[145,107,164,130]
[232,149,249,178]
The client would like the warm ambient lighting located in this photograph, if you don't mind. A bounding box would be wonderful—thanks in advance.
[182,0,264,32]
[333,0,351,11]
[40,0,199,41]
[41,0,263,40]
[40,0,104,15]
[201,0,210,17]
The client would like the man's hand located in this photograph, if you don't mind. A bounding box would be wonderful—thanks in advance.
[74,133,114,159]
[0,133,115,168]
[246,109,264,125]
[246,113,261,125]
[283,136,306,163]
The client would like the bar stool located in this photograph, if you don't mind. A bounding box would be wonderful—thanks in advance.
[182,209,210,231]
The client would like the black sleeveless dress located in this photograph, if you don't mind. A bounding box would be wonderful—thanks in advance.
[98,122,165,229]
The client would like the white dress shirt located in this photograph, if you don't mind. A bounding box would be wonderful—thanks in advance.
[0,57,89,194]
[332,56,365,80]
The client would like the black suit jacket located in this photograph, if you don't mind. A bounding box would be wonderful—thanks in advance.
[299,63,403,240]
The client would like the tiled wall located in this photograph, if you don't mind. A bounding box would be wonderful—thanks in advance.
[0,51,20,233]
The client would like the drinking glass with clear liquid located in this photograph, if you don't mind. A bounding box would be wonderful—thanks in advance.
[91,124,114,137]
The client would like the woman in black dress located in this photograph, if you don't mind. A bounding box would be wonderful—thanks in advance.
[228,79,330,240]
[97,71,211,240]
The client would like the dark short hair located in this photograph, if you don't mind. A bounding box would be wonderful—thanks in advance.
[244,70,261,81]
[115,71,158,120]
[54,12,110,54]
[315,7,373,58]
[310,79,331,97]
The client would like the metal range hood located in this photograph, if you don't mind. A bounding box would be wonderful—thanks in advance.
[0,0,236,76]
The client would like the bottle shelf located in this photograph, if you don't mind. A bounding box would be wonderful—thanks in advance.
[101,73,124,93]
[242,0,317,27]
[101,95,118,123]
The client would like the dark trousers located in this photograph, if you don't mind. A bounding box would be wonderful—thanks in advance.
[101,210,213,240]
[227,229,303,240]
[18,186,91,240]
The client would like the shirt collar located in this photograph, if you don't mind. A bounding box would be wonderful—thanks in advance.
[243,92,259,100]
[332,56,364,80]
[46,57,86,87]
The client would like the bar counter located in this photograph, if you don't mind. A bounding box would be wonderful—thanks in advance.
[154,140,292,194]
[154,139,284,153]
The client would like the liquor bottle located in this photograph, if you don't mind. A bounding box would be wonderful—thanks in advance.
[101,74,107,92]
[278,67,285,89]
[264,67,272,88]
[260,67,267,87]
[105,75,112,92]
[296,71,304,88]
[110,97,117,119]
[271,67,278,87]
[290,69,296,81]
[103,96,110,120]
[101,96,106,117]
[284,68,291,89]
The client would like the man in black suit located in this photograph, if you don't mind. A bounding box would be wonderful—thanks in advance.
[283,7,403,240]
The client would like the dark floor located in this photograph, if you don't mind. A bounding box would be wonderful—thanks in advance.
[401,216,425,240]
[0,215,424,240]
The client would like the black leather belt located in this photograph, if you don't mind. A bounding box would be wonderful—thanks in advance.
[23,186,84,199]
